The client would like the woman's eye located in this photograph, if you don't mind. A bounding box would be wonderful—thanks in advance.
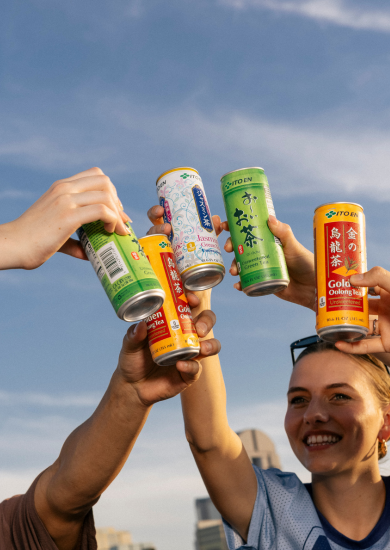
[290,396,306,405]
[333,393,351,401]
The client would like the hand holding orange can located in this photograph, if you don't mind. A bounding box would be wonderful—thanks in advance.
[139,234,200,366]
[314,202,369,343]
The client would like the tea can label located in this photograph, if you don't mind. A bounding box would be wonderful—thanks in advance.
[220,167,289,290]
[156,168,224,276]
[314,204,368,333]
[77,222,162,314]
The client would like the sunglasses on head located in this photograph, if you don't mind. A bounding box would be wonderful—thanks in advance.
[290,335,321,365]
[290,335,390,374]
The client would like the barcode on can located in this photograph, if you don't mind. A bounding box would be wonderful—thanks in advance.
[79,229,105,281]
[97,242,129,284]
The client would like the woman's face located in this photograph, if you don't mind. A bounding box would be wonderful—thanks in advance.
[284,350,387,476]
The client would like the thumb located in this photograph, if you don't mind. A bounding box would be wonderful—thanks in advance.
[267,216,303,253]
[176,360,202,386]
[350,266,390,294]
[58,238,88,260]
[122,321,148,354]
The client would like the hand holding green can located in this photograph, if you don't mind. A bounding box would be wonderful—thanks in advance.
[220,167,289,296]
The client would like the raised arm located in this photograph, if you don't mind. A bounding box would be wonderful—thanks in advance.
[181,291,257,541]
[0,167,130,270]
[34,308,219,550]
[146,206,257,541]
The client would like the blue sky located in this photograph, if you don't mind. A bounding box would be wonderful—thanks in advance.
[1,1,390,548]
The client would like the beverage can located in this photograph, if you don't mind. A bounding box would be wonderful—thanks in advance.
[77,221,165,322]
[156,167,225,291]
[220,167,289,296]
[139,234,200,366]
[314,202,369,342]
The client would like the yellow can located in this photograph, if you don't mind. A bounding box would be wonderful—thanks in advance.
[139,234,200,366]
[314,202,369,343]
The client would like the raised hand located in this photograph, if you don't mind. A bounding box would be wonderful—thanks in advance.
[222,215,316,310]
[0,167,131,270]
[336,267,390,356]
[116,293,221,407]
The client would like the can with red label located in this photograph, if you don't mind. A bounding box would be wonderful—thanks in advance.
[139,234,200,366]
[314,202,369,343]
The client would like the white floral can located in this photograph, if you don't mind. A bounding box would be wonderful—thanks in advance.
[156,167,225,291]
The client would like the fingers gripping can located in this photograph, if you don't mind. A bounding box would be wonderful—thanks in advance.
[77,222,165,322]
[314,202,369,342]
[139,234,200,366]
[220,167,289,296]
[156,167,225,291]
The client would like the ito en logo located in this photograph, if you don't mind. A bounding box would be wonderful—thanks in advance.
[180,173,191,179]
[158,241,168,249]
[325,209,337,219]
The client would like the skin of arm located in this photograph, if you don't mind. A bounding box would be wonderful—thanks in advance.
[34,302,221,550]
[181,291,257,541]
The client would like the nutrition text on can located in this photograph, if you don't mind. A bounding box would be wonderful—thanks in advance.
[139,234,200,366]
[314,202,369,343]
[220,167,289,296]
[156,167,225,291]
[77,221,165,322]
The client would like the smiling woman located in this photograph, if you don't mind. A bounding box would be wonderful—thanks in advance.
[173,207,390,550]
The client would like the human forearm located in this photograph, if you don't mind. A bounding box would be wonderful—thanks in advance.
[0,221,25,270]
[37,370,150,517]
[181,292,257,539]
[181,292,232,452]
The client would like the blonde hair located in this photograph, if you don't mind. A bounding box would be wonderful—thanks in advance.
[296,342,390,459]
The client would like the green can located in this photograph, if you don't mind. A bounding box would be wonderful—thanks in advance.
[220,167,289,296]
[77,221,165,321]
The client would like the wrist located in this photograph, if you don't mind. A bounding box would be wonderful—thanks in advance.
[0,221,26,270]
[110,369,152,413]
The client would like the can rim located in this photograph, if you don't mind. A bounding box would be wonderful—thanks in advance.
[156,167,199,184]
[139,233,168,241]
[314,202,364,213]
[220,167,264,180]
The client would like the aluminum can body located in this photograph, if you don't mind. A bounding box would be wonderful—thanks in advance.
[314,202,369,342]
[220,167,289,296]
[139,234,200,366]
[77,221,165,322]
[156,167,225,291]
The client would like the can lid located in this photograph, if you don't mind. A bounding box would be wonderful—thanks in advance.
[156,167,199,184]
[139,233,167,242]
[314,202,364,213]
[220,167,264,180]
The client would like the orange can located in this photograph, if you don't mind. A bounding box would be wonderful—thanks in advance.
[314,202,369,343]
[139,234,200,366]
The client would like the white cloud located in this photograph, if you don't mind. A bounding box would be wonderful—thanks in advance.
[2,94,390,203]
[0,390,99,408]
[219,0,390,33]
[0,189,34,200]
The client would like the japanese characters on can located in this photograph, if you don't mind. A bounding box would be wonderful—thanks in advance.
[314,203,369,342]
[156,167,225,286]
[220,167,289,295]
[139,234,200,366]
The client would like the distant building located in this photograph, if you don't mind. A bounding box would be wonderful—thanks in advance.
[194,429,281,550]
[96,527,155,550]
[236,429,282,470]
[195,520,228,550]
